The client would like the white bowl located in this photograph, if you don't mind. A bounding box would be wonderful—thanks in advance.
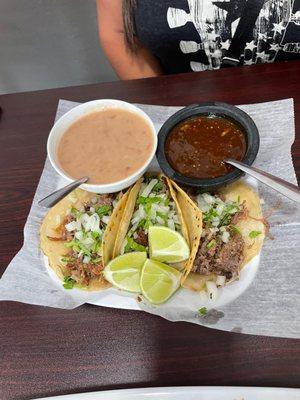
[47,99,157,193]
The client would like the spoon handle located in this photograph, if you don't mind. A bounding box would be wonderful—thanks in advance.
[225,159,300,204]
[38,177,89,208]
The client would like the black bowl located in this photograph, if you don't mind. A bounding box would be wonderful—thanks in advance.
[156,102,260,191]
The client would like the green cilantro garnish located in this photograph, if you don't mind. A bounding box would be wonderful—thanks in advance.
[137,196,161,205]
[207,239,216,249]
[65,239,91,257]
[61,256,75,264]
[63,276,75,289]
[230,225,241,235]
[152,181,163,193]
[95,205,111,218]
[157,211,168,223]
[91,257,101,264]
[249,230,262,239]
[199,307,207,316]
[91,231,101,240]
[124,237,147,253]
[70,207,83,219]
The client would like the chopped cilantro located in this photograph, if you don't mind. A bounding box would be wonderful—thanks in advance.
[91,257,101,264]
[61,256,75,264]
[207,239,216,249]
[137,219,146,228]
[157,211,168,222]
[199,307,207,316]
[137,196,161,205]
[230,225,241,235]
[65,239,91,257]
[249,230,262,239]
[124,237,147,253]
[70,207,83,219]
[63,276,75,289]
[95,205,111,218]
[91,231,101,240]
[152,181,163,193]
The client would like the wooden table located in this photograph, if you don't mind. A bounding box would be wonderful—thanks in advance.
[0,61,299,400]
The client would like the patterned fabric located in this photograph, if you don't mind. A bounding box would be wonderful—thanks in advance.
[135,0,300,73]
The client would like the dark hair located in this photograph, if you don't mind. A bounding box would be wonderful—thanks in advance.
[122,0,137,51]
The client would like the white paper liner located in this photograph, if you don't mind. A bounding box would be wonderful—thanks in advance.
[0,98,299,338]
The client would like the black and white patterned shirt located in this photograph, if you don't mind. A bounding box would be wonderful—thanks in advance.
[135,0,300,73]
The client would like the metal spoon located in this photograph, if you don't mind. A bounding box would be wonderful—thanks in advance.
[38,176,89,208]
[225,159,300,203]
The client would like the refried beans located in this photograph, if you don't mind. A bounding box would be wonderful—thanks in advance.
[57,108,154,184]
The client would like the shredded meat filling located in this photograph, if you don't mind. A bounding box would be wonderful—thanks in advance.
[192,229,244,278]
[65,256,104,286]
[135,228,148,247]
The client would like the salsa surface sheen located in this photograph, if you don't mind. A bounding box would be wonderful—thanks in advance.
[165,115,246,179]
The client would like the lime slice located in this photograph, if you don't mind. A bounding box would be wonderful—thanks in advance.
[149,226,190,263]
[103,252,147,292]
[140,259,181,304]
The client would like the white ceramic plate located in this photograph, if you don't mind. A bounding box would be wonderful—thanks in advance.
[44,176,260,310]
[34,386,300,400]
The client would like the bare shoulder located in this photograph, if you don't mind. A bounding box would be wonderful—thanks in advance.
[96,0,122,15]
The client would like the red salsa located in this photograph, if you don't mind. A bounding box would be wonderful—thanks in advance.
[165,115,246,179]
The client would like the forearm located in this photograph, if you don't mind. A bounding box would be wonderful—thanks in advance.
[101,37,163,80]
[97,0,163,80]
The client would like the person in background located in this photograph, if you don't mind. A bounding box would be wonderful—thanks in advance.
[97,0,300,80]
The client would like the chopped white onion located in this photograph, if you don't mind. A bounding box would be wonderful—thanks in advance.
[216,275,226,287]
[81,236,94,247]
[216,203,225,215]
[65,221,77,232]
[75,231,83,240]
[81,213,101,233]
[156,205,170,213]
[150,208,157,220]
[90,207,95,213]
[102,215,110,225]
[83,256,91,264]
[221,230,230,243]
[133,232,138,240]
[120,239,127,255]
[156,216,165,225]
[167,219,175,230]
[141,179,158,197]
[206,281,218,301]
[131,222,139,233]
[202,193,216,204]
[212,217,220,227]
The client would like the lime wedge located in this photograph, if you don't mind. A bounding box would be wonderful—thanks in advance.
[140,259,181,304]
[149,226,190,263]
[103,252,147,292]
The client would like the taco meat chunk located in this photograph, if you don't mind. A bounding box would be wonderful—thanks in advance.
[87,193,117,208]
[135,228,148,247]
[192,192,246,280]
[192,229,244,279]
[65,253,104,286]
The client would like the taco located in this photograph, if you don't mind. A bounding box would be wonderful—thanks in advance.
[113,174,190,260]
[170,180,266,291]
[40,188,129,291]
